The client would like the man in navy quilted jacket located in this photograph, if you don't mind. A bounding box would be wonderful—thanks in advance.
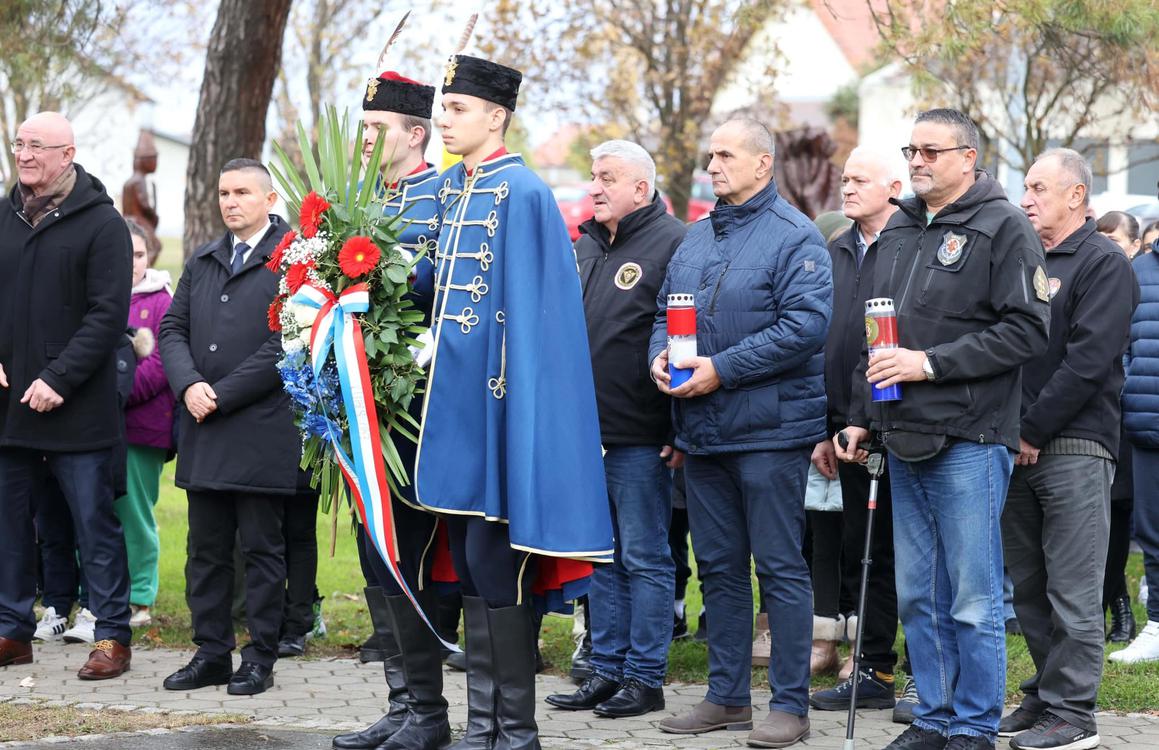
[648,118,832,749]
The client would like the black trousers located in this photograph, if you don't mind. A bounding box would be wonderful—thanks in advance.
[0,447,130,645]
[837,459,898,672]
[1103,502,1133,607]
[356,497,439,595]
[186,490,285,667]
[806,510,845,618]
[446,515,535,608]
[281,492,320,639]
[670,506,693,601]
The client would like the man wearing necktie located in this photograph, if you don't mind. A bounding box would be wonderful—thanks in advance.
[158,158,313,696]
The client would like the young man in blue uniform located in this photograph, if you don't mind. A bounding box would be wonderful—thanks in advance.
[332,70,448,750]
[415,54,613,750]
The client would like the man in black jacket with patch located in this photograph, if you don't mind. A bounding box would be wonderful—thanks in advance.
[159,159,308,697]
[837,109,1050,750]
[996,148,1138,750]
[546,140,685,719]
[0,111,133,680]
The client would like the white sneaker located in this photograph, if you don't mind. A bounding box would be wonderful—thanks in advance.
[62,608,96,644]
[1108,619,1159,664]
[33,606,69,641]
[129,605,152,628]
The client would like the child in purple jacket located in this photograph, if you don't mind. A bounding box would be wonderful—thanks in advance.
[118,219,176,628]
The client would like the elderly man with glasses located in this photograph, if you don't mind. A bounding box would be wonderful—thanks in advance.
[836,108,1050,750]
[0,111,134,679]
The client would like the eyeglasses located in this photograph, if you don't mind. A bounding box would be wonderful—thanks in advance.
[10,141,71,155]
[901,145,971,162]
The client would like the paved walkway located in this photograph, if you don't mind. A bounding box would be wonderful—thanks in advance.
[3,641,1158,748]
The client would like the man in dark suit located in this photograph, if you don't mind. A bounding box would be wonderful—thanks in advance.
[159,158,309,696]
[0,111,133,679]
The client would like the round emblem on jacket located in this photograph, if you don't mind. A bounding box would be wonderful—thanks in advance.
[937,231,967,266]
[1033,265,1050,302]
[614,262,643,290]
[140,309,149,319]
[1048,277,1062,299]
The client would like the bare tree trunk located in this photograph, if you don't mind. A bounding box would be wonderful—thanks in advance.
[182,0,293,259]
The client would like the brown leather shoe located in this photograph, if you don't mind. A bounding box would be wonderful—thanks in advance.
[658,699,753,734]
[748,709,810,748]
[77,640,131,680]
[0,637,32,667]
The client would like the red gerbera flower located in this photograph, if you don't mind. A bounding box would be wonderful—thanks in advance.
[267,296,284,332]
[337,236,381,278]
[286,261,314,295]
[266,230,297,272]
[299,192,331,239]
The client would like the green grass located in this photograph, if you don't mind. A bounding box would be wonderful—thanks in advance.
[140,464,1158,712]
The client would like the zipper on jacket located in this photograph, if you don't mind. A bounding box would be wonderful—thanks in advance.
[895,227,926,312]
[1018,256,1029,303]
[709,261,732,313]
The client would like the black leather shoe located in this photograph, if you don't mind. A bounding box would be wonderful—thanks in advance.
[162,655,232,690]
[227,661,274,695]
[545,674,621,710]
[593,678,665,718]
[277,634,306,658]
[1108,593,1137,643]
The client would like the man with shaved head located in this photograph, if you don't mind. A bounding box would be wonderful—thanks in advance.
[997,149,1138,750]
[649,117,832,747]
[0,111,133,679]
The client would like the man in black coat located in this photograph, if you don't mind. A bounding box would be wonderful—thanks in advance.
[159,158,306,696]
[0,111,133,679]
[546,140,685,718]
[998,148,1138,750]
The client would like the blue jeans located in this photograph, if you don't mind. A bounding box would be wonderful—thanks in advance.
[0,447,131,645]
[890,441,1013,740]
[684,448,812,715]
[589,445,675,688]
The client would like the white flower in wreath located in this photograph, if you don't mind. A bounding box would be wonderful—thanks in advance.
[289,300,321,349]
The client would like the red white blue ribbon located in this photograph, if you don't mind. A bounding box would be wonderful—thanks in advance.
[291,282,455,650]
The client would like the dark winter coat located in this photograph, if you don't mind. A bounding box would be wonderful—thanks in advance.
[576,194,685,446]
[648,179,832,454]
[0,163,132,451]
[1018,220,1138,455]
[159,216,302,494]
[1123,250,1159,448]
[824,225,884,436]
[848,173,1051,452]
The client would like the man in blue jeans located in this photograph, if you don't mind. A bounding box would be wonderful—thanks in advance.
[838,109,1050,750]
[546,140,685,718]
[649,118,832,748]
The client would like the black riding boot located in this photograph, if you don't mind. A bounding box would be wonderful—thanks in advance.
[449,596,497,749]
[377,591,451,750]
[333,587,408,749]
[1109,593,1137,643]
[488,603,541,750]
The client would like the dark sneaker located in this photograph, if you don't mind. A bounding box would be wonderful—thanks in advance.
[1010,713,1100,750]
[810,666,896,710]
[945,736,994,750]
[882,725,948,750]
[892,674,919,724]
[999,706,1044,737]
[673,611,690,640]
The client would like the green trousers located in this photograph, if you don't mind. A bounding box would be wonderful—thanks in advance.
[113,445,166,607]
